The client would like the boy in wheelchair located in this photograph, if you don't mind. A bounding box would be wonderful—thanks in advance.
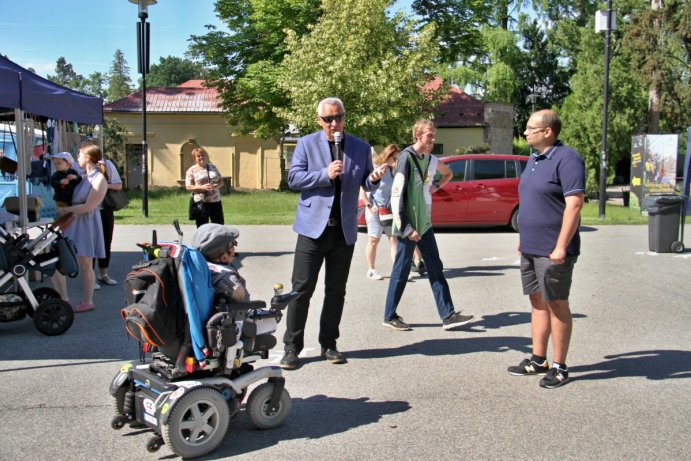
[190,223,248,304]
[111,222,297,458]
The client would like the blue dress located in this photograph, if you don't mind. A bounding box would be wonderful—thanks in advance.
[64,169,105,258]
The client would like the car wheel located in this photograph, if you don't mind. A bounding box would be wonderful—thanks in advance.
[510,207,519,233]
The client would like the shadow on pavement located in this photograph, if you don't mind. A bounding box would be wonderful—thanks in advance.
[571,349,691,381]
[465,311,586,333]
[113,395,411,460]
[346,336,534,360]
[444,264,519,279]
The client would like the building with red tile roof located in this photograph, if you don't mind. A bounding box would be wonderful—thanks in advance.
[105,79,512,189]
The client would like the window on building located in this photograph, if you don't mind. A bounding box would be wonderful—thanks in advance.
[283,143,296,170]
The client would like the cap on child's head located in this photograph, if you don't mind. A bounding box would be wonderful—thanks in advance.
[191,223,240,260]
[49,152,75,165]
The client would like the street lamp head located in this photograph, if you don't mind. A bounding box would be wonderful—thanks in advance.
[128,0,157,16]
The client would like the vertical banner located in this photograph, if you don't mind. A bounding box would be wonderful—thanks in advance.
[643,134,678,196]
[630,135,645,208]
[681,128,691,220]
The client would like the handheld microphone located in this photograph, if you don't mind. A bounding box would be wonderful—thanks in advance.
[334,132,342,161]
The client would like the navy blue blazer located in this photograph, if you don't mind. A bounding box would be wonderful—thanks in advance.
[288,131,377,245]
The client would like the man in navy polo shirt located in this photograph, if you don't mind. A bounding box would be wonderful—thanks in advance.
[507,109,585,389]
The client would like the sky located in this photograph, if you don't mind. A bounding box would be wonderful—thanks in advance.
[0,0,412,83]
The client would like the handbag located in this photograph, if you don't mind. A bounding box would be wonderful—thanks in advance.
[188,195,207,220]
[188,164,211,220]
[102,189,129,211]
[55,236,79,278]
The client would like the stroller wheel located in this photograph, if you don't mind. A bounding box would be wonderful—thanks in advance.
[162,387,229,459]
[33,287,61,303]
[24,287,62,317]
[246,382,292,429]
[33,299,74,336]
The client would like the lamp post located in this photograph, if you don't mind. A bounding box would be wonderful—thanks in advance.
[596,2,616,219]
[129,0,156,217]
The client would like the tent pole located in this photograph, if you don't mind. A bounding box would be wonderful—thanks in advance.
[14,109,28,233]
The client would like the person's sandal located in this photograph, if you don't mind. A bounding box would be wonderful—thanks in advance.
[73,302,95,313]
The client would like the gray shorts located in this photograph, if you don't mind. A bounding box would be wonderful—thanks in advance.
[520,253,577,301]
[365,206,392,239]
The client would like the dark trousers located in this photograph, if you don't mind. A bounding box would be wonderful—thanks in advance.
[283,226,355,353]
[98,208,114,269]
[195,200,224,228]
[384,227,455,321]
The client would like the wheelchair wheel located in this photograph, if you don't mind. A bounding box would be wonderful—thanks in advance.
[246,382,291,429]
[113,385,127,415]
[33,299,74,336]
[162,387,229,459]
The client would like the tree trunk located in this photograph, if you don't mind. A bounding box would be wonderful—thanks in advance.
[647,0,663,133]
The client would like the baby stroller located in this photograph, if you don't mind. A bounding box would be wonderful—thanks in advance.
[109,221,297,459]
[0,214,76,335]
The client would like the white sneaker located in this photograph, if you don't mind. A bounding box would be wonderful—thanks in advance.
[94,283,101,290]
[367,269,383,280]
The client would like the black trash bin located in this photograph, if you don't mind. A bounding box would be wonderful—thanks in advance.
[642,194,684,253]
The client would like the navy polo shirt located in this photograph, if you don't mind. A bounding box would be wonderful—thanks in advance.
[518,142,586,257]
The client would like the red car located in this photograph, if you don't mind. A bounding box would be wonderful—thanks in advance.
[359,154,528,232]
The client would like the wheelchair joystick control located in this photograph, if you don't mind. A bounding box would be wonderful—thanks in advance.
[273,283,284,296]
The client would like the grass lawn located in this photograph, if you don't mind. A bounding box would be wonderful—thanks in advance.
[115,188,686,226]
[116,189,299,225]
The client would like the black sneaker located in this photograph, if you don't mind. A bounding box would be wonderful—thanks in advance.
[382,315,411,331]
[417,260,427,276]
[279,350,299,370]
[507,358,550,376]
[410,261,419,274]
[442,312,474,330]
[539,367,570,388]
[321,347,346,364]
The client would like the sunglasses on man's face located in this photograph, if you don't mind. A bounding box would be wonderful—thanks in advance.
[319,113,345,124]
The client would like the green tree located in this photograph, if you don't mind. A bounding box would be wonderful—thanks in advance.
[107,49,133,103]
[513,19,571,136]
[276,0,443,145]
[102,118,128,177]
[83,71,108,99]
[188,0,322,138]
[47,57,84,89]
[624,0,691,133]
[144,56,204,88]
[558,2,648,193]
[410,0,491,65]
[83,118,129,177]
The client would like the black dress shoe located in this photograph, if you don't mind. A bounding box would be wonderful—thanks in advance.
[280,350,299,369]
[321,347,346,364]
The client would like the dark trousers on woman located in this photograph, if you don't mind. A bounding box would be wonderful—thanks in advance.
[98,208,114,269]
[283,226,355,353]
[194,200,224,228]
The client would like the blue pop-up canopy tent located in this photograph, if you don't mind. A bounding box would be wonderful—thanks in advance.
[0,55,103,228]
[0,55,103,125]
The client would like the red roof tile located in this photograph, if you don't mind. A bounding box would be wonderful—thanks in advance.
[426,77,486,128]
[105,78,486,124]
[105,80,222,113]
[177,80,206,88]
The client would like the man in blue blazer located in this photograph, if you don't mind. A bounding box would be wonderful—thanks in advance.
[280,97,386,369]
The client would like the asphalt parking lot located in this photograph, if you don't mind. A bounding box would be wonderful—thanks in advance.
[1,223,690,460]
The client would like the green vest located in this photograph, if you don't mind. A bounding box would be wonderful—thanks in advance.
[398,151,431,236]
